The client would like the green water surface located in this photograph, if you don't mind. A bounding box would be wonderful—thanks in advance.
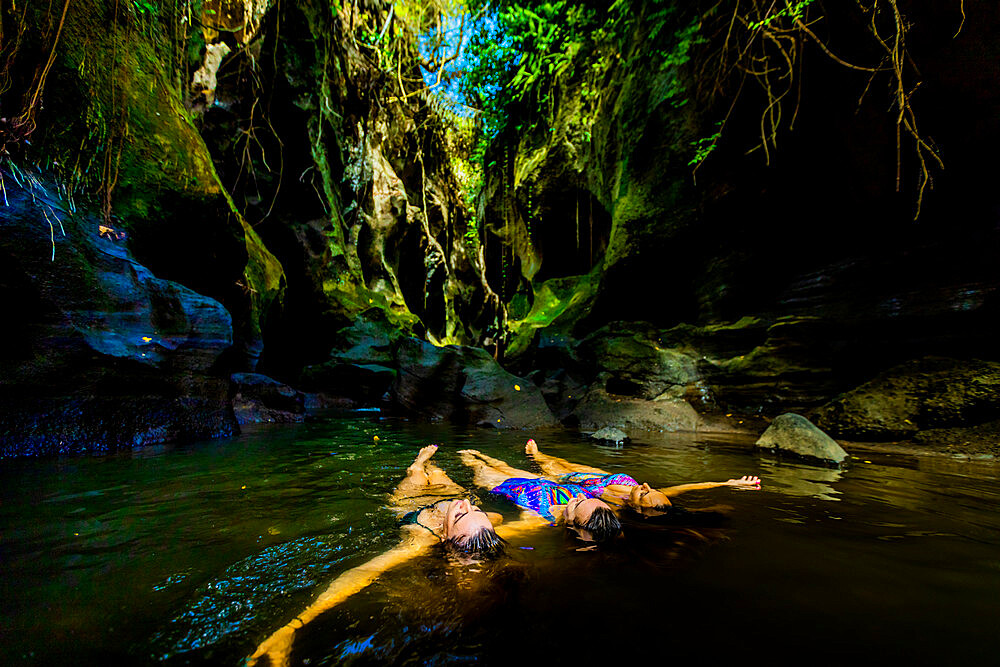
[2,413,999,665]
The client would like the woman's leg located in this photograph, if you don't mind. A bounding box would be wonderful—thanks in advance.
[524,439,609,477]
[424,461,459,487]
[457,450,535,489]
[390,445,463,505]
[458,449,539,479]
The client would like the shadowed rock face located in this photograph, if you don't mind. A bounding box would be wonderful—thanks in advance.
[0,170,237,457]
[812,357,1000,442]
[479,2,1000,434]
[231,373,305,424]
[392,338,556,429]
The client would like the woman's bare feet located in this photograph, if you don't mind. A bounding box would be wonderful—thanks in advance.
[525,439,539,456]
[415,444,439,463]
[457,450,482,466]
[726,475,761,489]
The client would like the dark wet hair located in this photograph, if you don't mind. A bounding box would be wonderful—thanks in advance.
[445,526,507,559]
[581,506,623,542]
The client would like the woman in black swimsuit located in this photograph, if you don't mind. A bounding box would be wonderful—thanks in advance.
[247,445,541,667]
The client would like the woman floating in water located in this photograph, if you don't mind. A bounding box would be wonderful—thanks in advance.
[246,445,545,667]
[457,441,761,540]
[523,438,761,513]
[458,449,626,542]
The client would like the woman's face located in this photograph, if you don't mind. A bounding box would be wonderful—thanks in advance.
[564,494,608,526]
[443,499,493,541]
[629,483,671,509]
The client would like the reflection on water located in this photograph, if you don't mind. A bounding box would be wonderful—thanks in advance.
[758,458,843,501]
[2,416,999,665]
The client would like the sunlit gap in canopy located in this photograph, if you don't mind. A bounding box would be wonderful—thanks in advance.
[407,0,514,124]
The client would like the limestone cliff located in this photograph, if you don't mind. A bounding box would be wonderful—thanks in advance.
[480,0,1000,425]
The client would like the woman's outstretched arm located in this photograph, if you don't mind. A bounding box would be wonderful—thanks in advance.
[246,513,552,667]
[658,476,761,498]
[249,446,449,667]
[246,529,438,667]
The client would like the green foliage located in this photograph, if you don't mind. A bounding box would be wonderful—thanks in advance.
[129,0,158,16]
[688,121,722,167]
[747,0,817,31]
[462,1,706,149]
[456,0,707,238]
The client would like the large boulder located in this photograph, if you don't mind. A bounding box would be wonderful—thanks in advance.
[577,322,700,400]
[755,413,848,465]
[572,378,701,432]
[392,338,556,429]
[327,310,406,366]
[299,362,397,404]
[298,311,403,403]
[0,171,237,456]
[812,357,1000,440]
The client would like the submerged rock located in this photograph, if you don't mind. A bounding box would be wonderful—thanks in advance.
[755,413,848,465]
[590,427,629,444]
[393,338,556,429]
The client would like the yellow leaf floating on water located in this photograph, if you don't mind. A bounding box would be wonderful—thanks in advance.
[141,336,152,343]
[514,384,521,391]
[241,485,247,490]
[268,527,280,535]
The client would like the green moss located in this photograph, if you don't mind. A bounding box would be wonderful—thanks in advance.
[506,267,600,357]
[241,220,285,338]
[322,277,421,333]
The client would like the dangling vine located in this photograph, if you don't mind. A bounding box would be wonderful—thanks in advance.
[691,0,964,218]
[0,0,72,152]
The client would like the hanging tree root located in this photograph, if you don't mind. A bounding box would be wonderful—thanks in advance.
[693,0,960,218]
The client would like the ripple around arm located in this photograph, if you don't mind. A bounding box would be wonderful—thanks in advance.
[148,530,391,660]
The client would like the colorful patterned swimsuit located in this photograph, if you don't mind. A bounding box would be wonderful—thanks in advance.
[557,472,640,497]
[491,478,591,522]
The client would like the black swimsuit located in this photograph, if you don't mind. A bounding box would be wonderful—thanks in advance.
[398,498,463,538]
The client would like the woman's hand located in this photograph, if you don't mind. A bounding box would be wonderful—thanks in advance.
[726,475,761,489]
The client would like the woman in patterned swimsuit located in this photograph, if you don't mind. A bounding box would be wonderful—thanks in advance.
[523,439,761,512]
[458,449,625,542]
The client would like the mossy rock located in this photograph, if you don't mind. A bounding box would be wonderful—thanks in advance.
[813,357,1000,440]
[393,338,556,429]
[572,380,700,433]
[755,413,848,466]
[507,269,601,360]
[577,322,699,399]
